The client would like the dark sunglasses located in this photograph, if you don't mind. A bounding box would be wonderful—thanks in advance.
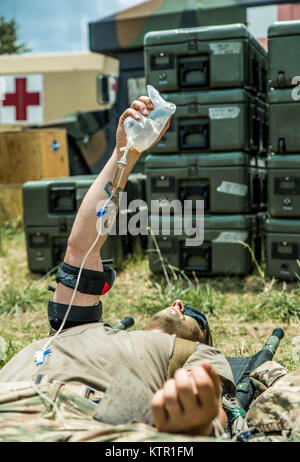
[184,305,211,345]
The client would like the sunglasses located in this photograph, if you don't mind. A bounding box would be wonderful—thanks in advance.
[183,305,211,345]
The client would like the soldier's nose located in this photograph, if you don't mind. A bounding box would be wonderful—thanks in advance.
[172,300,184,312]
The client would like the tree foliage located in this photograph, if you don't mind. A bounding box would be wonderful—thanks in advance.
[0,16,31,54]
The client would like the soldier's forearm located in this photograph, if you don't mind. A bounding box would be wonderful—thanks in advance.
[65,146,141,269]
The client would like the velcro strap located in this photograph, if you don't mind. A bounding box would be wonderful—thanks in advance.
[56,262,115,295]
[48,299,102,332]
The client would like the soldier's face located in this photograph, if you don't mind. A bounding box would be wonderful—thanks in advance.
[144,299,206,343]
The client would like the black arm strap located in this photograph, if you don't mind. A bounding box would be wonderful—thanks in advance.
[56,261,116,296]
[48,299,102,332]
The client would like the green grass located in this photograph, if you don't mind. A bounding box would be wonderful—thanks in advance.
[0,282,49,316]
[0,221,300,373]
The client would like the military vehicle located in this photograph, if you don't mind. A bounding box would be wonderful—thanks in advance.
[31,0,300,177]
[0,52,118,177]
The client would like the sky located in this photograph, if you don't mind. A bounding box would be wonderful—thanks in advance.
[0,0,145,53]
[0,0,287,55]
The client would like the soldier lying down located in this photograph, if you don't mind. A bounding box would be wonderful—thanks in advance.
[0,96,236,438]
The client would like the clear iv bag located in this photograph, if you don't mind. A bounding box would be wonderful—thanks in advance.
[123,85,176,153]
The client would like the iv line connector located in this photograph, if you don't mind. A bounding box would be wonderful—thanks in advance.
[118,157,127,167]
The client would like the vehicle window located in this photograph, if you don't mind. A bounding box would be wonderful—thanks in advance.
[97,73,118,105]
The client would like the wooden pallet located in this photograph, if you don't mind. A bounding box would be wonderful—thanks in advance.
[0,128,70,184]
[0,183,23,221]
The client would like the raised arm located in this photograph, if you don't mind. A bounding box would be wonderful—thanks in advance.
[53,96,157,308]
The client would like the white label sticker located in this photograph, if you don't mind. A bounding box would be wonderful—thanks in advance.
[213,231,248,243]
[217,181,248,197]
[209,107,240,120]
[210,42,242,55]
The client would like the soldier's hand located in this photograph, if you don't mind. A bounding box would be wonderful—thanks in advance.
[115,96,172,155]
[151,361,222,436]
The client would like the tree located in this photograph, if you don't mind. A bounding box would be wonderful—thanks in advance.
[0,16,31,54]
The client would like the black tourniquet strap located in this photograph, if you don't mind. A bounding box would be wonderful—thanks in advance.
[56,262,116,296]
[48,299,102,332]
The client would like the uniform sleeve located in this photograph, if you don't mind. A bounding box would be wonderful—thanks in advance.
[183,342,236,396]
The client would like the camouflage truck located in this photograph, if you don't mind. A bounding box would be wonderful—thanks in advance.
[36,0,299,176]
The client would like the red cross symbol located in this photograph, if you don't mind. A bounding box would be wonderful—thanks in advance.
[3,77,40,121]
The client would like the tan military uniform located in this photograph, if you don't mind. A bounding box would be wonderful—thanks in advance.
[0,322,235,397]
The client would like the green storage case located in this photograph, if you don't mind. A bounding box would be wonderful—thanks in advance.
[23,174,146,273]
[151,89,266,155]
[23,173,145,227]
[265,217,300,280]
[144,23,267,98]
[25,226,69,273]
[269,89,300,154]
[23,176,97,228]
[267,154,300,217]
[25,225,124,274]
[148,214,260,276]
[132,155,146,175]
[268,20,300,89]
[257,156,268,210]
[145,152,266,214]
[126,173,146,205]
[256,97,269,156]
[126,174,147,250]
[256,212,266,263]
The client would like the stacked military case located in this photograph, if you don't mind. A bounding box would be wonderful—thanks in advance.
[23,173,146,273]
[265,20,300,280]
[144,23,268,276]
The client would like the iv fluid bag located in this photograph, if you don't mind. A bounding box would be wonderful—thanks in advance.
[124,85,176,153]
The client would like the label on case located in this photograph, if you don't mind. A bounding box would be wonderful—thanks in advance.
[217,181,248,197]
[213,231,248,243]
[209,107,240,119]
[209,42,242,55]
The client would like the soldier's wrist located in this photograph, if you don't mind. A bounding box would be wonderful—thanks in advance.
[113,146,141,166]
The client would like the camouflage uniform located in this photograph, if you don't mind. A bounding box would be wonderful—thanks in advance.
[1,360,300,442]
[236,361,300,442]
[0,377,224,443]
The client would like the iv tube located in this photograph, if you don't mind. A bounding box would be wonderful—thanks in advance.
[38,139,134,358]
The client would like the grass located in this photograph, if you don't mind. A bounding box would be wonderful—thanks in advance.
[0,221,300,373]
